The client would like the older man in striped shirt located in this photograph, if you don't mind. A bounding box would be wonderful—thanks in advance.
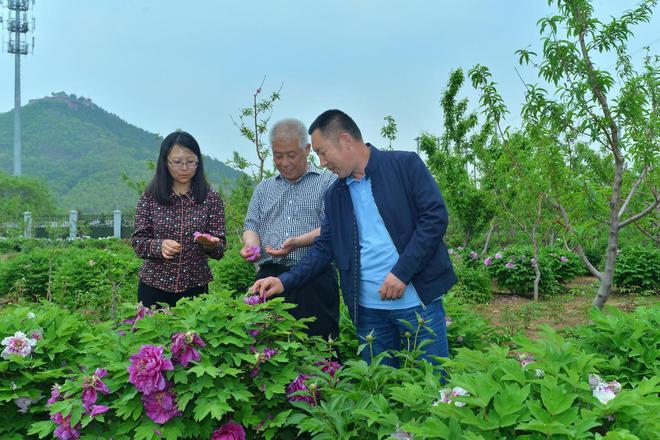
[241,118,339,339]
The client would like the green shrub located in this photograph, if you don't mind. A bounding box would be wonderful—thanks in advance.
[51,247,139,320]
[210,246,256,294]
[569,306,660,385]
[448,265,493,305]
[486,245,560,295]
[613,246,660,292]
[0,248,60,300]
[24,292,319,440]
[0,303,90,439]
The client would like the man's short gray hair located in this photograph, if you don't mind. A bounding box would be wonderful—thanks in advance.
[269,118,309,150]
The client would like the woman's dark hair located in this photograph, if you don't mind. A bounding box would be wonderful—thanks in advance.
[145,131,210,204]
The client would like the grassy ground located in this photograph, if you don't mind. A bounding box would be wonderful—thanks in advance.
[473,276,659,338]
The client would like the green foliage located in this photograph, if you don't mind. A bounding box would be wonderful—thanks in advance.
[569,306,660,386]
[0,303,90,439]
[290,326,660,439]
[0,239,139,320]
[0,171,56,223]
[17,293,317,439]
[448,264,493,305]
[209,247,256,294]
[613,246,660,292]
[0,247,59,301]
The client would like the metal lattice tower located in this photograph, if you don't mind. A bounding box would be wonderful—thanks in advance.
[2,0,35,176]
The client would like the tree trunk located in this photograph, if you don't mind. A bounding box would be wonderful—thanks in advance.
[592,161,624,308]
[482,221,495,255]
[532,230,541,301]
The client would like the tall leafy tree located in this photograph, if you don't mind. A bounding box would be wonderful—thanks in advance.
[470,0,659,307]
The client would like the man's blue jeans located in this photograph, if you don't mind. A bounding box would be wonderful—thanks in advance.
[356,299,449,368]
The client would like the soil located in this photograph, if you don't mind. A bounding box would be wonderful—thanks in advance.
[473,276,659,338]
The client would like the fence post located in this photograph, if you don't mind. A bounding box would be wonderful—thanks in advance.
[113,209,122,239]
[23,211,32,238]
[69,210,78,240]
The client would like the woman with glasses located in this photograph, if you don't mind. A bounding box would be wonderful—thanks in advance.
[131,131,226,307]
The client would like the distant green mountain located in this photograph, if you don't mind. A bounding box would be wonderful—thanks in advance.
[0,93,242,214]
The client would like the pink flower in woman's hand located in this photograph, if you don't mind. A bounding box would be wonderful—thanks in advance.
[127,345,173,395]
[211,421,246,440]
[245,246,261,262]
[193,231,215,241]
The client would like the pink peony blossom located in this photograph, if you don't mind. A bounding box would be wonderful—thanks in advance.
[243,294,265,305]
[483,257,493,266]
[142,387,181,424]
[560,256,569,263]
[1,331,38,359]
[193,231,215,241]
[29,328,43,341]
[245,246,261,262]
[495,252,503,259]
[211,421,246,440]
[469,251,478,259]
[588,374,621,404]
[127,345,174,395]
[171,332,206,367]
[433,386,470,407]
[505,261,515,269]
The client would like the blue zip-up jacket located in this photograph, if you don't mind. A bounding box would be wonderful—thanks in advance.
[279,145,457,325]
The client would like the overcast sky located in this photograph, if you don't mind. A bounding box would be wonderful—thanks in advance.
[1,0,658,169]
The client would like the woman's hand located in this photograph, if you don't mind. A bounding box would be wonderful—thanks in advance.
[194,233,220,251]
[162,239,182,260]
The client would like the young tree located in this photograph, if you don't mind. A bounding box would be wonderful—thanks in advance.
[229,78,282,182]
[380,115,398,150]
[471,0,659,307]
[421,69,495,248]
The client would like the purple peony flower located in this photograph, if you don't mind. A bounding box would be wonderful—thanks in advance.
[469,251,478,259]
[142,386,181,424]
[127,345,174,395]
[123,303,154,331]
[211,421,246,440]
[51,413,81,440]
[315,359,342,378]
[1,331,38,359]
[483,257,493,266]
[171,332,206,367]
[505,261,515,269]
[82,368,110,411]
[247,329,260,339]
[560,256,569,263]
[286,374,315,405]
[47,384,62,405]
[495,252,503,259]
[243,294,265,305]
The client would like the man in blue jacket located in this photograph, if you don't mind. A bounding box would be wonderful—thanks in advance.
[252,109,457,367]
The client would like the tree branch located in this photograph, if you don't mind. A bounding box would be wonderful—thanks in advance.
[618,165,649,220]
[619,193,660,229]
[553,200,602,279]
